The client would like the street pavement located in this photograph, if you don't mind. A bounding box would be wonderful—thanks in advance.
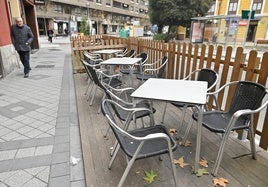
[0,36,85,187]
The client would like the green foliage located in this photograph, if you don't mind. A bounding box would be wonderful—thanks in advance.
[79,16,90,35]
[149,0,213,31]
[143,170,158,184]
[153,33,170,42]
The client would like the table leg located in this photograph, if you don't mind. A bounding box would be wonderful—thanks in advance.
[194,104,204,173]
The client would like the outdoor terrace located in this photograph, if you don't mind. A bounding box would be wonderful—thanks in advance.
[71,35,268,186]
[74,73,268,187]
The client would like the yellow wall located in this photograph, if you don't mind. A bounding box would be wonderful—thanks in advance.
[9,0,21,23]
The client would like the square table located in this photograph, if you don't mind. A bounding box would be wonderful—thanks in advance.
[131,78,208,172]
[92,49,122,59]
[100,57,142,86]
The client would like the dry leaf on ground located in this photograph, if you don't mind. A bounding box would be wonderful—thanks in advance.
[173,157,189,168]
[199,159,208,167]
[169,128,177,136]
[213,177,228,187]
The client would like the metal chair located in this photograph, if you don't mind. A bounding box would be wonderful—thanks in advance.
[101,99,178,187]
[116,47,128,57]
[117,49,136,58]
[136,56,168,82]
[161,68,219,129]
[119,52,148,75]
[82,59,123,106]
[83,51,103,65]
[184,81,268,176]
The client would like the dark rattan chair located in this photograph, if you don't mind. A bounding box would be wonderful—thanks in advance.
[136,56,168,82]
[184,81,268,176]
[101,99,178,187]
[161,68,219,127]
[83,59,123,105]
[120,52,148,75]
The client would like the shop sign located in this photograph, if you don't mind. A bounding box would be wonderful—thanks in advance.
[239,20,248,26]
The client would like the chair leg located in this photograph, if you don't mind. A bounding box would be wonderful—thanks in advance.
[248,121,257,159]
[89,86,98,105]
[161,102,168,123]
[110,140,119,157]
[86,83,95,101]
[168,144,178,186]
[118,156,137,187]
[212,131,230,176]
[108,144,120,169]
[181,118,193,145]
[178,105,188,133]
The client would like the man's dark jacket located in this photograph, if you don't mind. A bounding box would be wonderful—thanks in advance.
[11,24,34,52]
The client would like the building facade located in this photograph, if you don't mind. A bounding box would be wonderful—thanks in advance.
[36,0,150,37]
[193,0,268,44]
[0,0,39,78]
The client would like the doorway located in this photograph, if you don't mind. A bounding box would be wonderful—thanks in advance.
[246,21,258,42]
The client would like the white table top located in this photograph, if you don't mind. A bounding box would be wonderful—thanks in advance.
[100,57,142,65]
[131,78,208,105]
[92,49,121,54]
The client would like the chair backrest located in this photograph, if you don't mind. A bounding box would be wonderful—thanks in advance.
[197,68,218,91]
[157,56,168,78]
[228,81,267,115]
[85,62,106,91]
[184,68,218,92]
[81,59,93,81]
[128,49,136,58]
[136,52,148,72]
[122,47,128,54]
[101,99,154,157]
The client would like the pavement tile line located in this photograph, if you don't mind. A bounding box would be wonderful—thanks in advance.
[0,37,85,187]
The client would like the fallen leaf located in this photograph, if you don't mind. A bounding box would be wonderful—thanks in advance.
[196,168,209,177]
[143,170,157,184]
[213,177,228,187]
[199,159,208,167]
[169,128,177,136]
[178,140,191,146]
[173,157,189,168]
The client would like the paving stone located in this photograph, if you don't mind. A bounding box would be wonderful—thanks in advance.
[35,145,53,156]
[71,180,86,187]
[50,162,70,177]
[3,170,32,187]
[49,175,70,187]
[16,147,35,158]
[53,143,70,153]
[52,152,70,164]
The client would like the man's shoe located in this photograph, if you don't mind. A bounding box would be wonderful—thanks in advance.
[24,73,29,78]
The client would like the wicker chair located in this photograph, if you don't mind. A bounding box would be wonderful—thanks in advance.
[101,99,178,187]
[184,81,268,176]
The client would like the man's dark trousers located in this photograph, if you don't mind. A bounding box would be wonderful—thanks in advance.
[18,51,31,75]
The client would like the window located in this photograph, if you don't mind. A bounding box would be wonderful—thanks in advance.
[252,0,263,14]
[54,4,63,13]
[227,0,238,14]
[74,7,81,15]
[113,1,121,8]
[96,0,102,4]
[207,3,215,15]
[106,0,111,6]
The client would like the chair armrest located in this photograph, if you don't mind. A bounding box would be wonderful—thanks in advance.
[101,71,122,79]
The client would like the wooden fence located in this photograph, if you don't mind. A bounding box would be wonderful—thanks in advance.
[71,35,268,150]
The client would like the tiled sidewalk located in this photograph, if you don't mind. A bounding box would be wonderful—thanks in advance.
[0,37,85,187]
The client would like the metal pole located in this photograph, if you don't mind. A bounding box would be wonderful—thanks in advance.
[242,10,252,48]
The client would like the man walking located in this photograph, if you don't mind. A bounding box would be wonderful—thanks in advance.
[11,17,34,78]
